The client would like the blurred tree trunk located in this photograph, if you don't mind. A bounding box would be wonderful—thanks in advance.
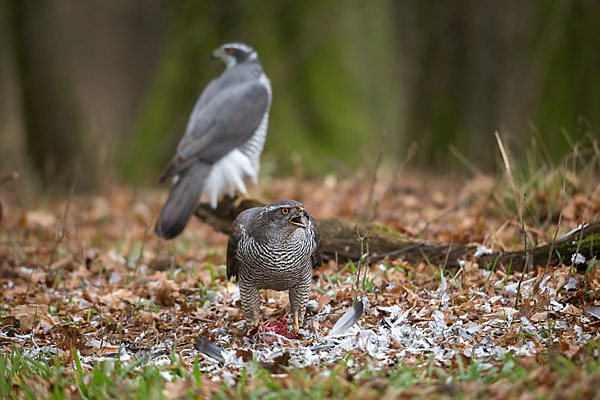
[7,0,90,189]
[394,0,600,170]
[122,0,230,182]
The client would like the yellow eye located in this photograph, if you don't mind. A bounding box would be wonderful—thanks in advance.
[281,208,289,215]
[225,48,234,55]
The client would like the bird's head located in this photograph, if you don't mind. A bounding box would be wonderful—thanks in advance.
[212,42,258,69]
[259,200,310,235]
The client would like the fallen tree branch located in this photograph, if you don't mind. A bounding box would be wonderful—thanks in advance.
[195,197,600,271]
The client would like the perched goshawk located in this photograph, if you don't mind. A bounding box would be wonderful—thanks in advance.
[155,43,272,239]
[226,200,323,331]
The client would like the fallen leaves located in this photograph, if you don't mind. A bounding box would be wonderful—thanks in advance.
[10,304,58,331]
[97,288,136,310]
[156,280,180,307]
[20,210,57,229]
[0,173,599,398]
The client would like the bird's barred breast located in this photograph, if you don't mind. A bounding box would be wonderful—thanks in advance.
[237,235,315,291]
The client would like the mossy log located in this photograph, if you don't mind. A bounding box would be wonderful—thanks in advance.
[195,197,600,271]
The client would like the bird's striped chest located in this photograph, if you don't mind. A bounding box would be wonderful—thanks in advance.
[236,229,314,289]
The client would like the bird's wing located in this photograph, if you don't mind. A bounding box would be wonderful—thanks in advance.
[226,208,258,280]
[160,80,269,182]
[308,212,323,270]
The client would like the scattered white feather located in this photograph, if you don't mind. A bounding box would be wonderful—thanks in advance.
[474,245,494,257]
[558,223,589,240]
[571,253,586,265]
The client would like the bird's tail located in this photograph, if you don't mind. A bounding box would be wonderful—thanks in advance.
[155,163,209,239]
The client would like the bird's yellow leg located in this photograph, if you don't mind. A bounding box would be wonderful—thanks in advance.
[293,314,300,332]
[233,193,249,208]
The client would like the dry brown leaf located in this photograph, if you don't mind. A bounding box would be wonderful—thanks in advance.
[559,338,581,359]
[20,210,56,230]
[96,346,120,356]
[530,311,548,322]
[318,294,332,310]
[11,304,58,331]
[497,324,520,346]
[97,288,136,309]
[157,280,179,307]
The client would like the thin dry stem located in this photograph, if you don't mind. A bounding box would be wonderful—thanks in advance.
[50,169,78,266]
[420,202,463,236]
[372,141,418,219]
[448,144,483,176]
[134,223,151,275]
[571,219,587,276]
[495,131,520,218]
[535,158,567,292]
[353,211,368,303]
[528,122,553,164]
[366,143,384,218]
[515,193,529,309]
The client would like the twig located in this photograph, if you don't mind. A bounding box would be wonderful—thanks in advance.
[442,245,451,274]
[117,304,131,361]
[515,193,529,309]
[448,144,483,176]
[583,182,600,225]
[483,256,500,289]
[420,202,463,236]
[30,306,40,349]
[561,128,581,175]
[134,221,152,275]
[535,158,567,292]
[362,234,370,292]
[556,221,588,294]
[495,131,520,218]
[50,175,77,266]
[366,135,385,219]
[570,219,587,276]
[528,122,553,165]
[371,141,418,219]
[353,211,368,303]
[326,158,354,179]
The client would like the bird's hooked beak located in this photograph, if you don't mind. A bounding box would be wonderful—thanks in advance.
[211,47,236,69]
[211,48,222,60]
[289,207,307,228]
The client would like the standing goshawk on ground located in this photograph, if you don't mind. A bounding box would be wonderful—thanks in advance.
[155,43,272,239]
[226,200,323,332]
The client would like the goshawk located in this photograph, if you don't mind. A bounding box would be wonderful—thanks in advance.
[226,200,322,331]
[155,42,272,239]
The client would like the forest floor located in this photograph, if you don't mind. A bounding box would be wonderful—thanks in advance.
[1,163,600,399]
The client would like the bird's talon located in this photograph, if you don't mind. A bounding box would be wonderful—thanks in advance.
[233,194,247,208]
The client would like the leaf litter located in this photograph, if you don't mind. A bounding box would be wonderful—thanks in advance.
[1,172,600,396]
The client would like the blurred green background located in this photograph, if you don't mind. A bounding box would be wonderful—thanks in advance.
[1,0,599,190]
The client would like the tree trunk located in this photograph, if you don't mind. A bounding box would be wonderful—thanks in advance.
[7,0,90,188]
[196,197,600,271]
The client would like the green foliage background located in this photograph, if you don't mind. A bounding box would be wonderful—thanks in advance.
[1,0,599,187]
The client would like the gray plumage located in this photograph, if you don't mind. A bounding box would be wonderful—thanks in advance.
[156,43,272,239]
[328,300,364,336]
[226,200,322,330]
